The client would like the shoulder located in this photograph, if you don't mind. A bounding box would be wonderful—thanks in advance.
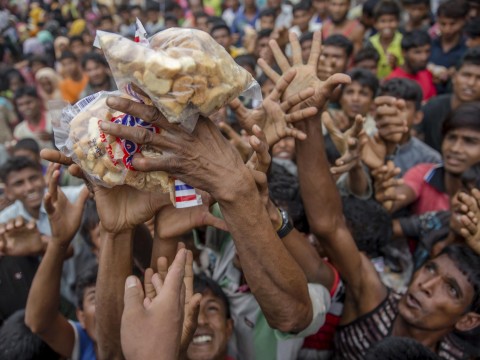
[409,138,442,162]
[0,201,24,223]
[404,163,438,179]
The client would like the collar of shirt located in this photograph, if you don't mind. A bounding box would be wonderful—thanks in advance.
[424,164,446,193]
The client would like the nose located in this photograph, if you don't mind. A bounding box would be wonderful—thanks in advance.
[24,179,35,192]
[450,138,463,153]
[419,275,441,297]
[197,309,207,326]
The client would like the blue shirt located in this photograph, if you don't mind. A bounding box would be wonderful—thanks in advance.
[70,321,96,360]
[429,37,467,69]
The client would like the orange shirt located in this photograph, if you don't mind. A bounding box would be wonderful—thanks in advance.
[59,73,89,103]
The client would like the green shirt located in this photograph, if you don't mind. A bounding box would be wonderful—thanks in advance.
[369,31,404,79]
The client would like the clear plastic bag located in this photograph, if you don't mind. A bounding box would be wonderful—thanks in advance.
[95,24,261,131]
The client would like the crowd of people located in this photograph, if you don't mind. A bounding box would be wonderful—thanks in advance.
[0,0,480,359]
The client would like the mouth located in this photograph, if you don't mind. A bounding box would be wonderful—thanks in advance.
[460,88,474,98]
[405,293,422,310]
[26,192,41,202]
[274,151,292,159]
[192,334,213,345]
[444,155,464,167]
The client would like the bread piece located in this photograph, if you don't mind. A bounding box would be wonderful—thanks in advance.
[191,75,208,106]
[145,55,181,79]
[172,75,194,104]
[199,84,232,114]
[143,70,173,96]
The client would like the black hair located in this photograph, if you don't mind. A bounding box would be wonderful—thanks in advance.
[323,34,354,58]
[439,244,480,313]
[344,68,379,97]
[28,54,50,68]
[14,85,40,101]
[465,18,480,38]
[80,199,100,250]
[235,54,257,70]
[165,0,183,12]
[75,264,97,309]
[99,14,114,24]
[437,0,469,19]
[194,10,209,20]
[165,13,179,24]
[341,196,391,258]
[442,102,480,136]
[380,78,423,110]
[69,35,84,45]
[353,45,380,64]
[194,274,231,318]
[461,162,480,190]
[13,138,40,155]
[457,46,480,69]
[210,22,231,35]
[257,28,273,40]
[207,16,226,26]
[299,31,314,45]
[365,336,441,359]
[258,8,277,19]
[81,51,108,69]
[58,50,78,62]
[373,0,401,21]
[293,0,312,14]
[363,0,380,18]
[3,68,26,91]
[0,310,60,360]
[402,0,429,6]
[401,30,431,51]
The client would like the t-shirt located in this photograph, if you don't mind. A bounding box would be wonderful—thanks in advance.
[369,32,404,79]
[13,111,53,150]
[403,163,450,215]
[386,67,437,101]
[69,321,96,360]
[60,74,89,104]
[417,94,453,152]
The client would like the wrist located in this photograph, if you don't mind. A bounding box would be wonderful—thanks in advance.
[214,167,256,203]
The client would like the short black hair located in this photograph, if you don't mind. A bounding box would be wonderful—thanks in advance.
[164,13,179,24]
[401,30,431,51]
[353,45,380,64]
[194,274,231,318]
[257,28,273,40]
[13,138,40,155]
[258,8,277,19]
[363,0,381,17]
[207,16,226,26]
[437,0,469,19]
[343,68,379,97]
[461,162,480,190]
[465,18,480,38]
[293,0,312,14]
[194,10,209,20]
[165,0,182,12]
[81,51,108,69]
[341,196,391,258]
[2,68,26,92]
[210,22,231,36]
[365,336,441,359]
[99,14,114,24]
[373,0,401,21]
[235,54,257,71]
[299,31,314,45]
[28,54,50,68]
[457,46,480,69]
[69,35,84,45]
[58,50,78,62]
[14,86,40,101]
[80,199,100,250]
[0,310,60,360]
[380,78,423,110]
[402,0,429,6]
[323,34,354,58]
[75,264,97,309]
[442,102,480,136]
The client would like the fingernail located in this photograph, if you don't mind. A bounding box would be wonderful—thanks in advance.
[126,276,137,288]
[99,121,110,131]
[253,124,261,132]
[106,97,120,107]
[252,137,260,145]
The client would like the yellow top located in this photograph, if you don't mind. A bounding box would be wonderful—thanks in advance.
[369,31,404,79]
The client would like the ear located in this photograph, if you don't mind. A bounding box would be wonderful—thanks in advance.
[413,110,423,125]
[225,318,234,339]
[76,308,87,329]
[455,312,480,332]
[4,186,13,202]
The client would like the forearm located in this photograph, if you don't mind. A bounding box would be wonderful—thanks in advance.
[150,235,180,270]
[25,240,69,333]
[217,173,312,333]
[346,163,371,198]
[96,227,134,360]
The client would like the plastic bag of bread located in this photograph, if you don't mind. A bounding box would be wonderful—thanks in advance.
[52,91,199,206]
[95,25,261,131]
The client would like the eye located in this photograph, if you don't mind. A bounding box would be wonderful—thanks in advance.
[425,262,436,273]
[207,305,220,313]
[447,284,459,299]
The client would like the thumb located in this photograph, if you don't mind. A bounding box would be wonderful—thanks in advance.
[74,186,90,210]
[124,276,145,312]
[322,111,341,137]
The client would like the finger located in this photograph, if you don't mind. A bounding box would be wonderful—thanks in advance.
[307,29,322,68]
[219,121,242,142]
[15,215,25,228]
[374,96,397,107]
[228,98,249,119]
[106,96,164,125]
[26,219,36,230]
[330,162,356,175]
[40,149,74,166]
[157,256,169,283]
[289,31,303,65]
[268,39,291,73]
[269,69,297,102]
[376,105,400,117]
[280,87,315,113]
[461,215,478,235]
[257,58,281,83]
[184,250,194,302]
[285,107,318,124]
[74,186,90,212]
[284,126,308,141]
[205,213,228,231]
[322,111,343,139]
[349,115,365,138]
[48,169,61,205]
[44,192,54,215]
[163,248,187,295]
[144,268,156,301]
[131,153,177,173]
[317,73,352,105]
[123,275,145,312]
[248,125,270,173]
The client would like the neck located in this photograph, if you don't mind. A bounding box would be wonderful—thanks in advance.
[380,35,394,47]
[92,77,111,92]
[71,70,83,81]
[29,112,42,124]
[441,33,461,51]
[27,206,40,219]
[445,172,462,198]
[451,93,463,110]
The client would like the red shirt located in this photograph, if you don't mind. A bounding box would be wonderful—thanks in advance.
[386,67,437,101]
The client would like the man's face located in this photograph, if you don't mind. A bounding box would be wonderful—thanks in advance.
[399,255,475,331]
[301,39,313,63]
[30,61,46,75]
[187,290,233,360]
[339,81,374,119]
[438,16,465,42]
[259,15,275,30]
[70,41,86,60]
[312,0,327,16]
[212,29,231,50]
[16,95,41,120]
[255,36,271,59]
[328,0,349,24]
[356,59,378,75]
[77,286,97,342]
[196,16,209,32]
[272,137,295,160]
[267,0,281,10]
[319,45,349,75]
[60,58,79,78]
[293,10,312,32]
[84,60,109,87]
[5,167,45,215]
[375,14,399,40]
[442,128,480,175]
[405,4,429,24]
[404,44,431,74]
[38,77,54,94]
[452,64,480,103]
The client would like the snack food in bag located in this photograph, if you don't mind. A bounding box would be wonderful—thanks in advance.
[95,25,261,131]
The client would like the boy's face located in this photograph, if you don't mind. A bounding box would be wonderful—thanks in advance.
[340,81,374,119]
[60,57,79,78]
[293,9,312,32]
[84,60,109,87]
[405,4,429,24]
[355,59,378,74]
[374,14,399,40]
[301,39,313,63]
[272,137,295,160]
[312,0,327,16]
[328,0,349,24]
[442,128,480,175]
[212,28,231,50]
[196,16,209,32]
[16,95,41,120]
[319,45,349,75]
[403,44,431,74]
[5,167,45,216]
[77,286,97,342]
[260,15,275,30]
[186,289,233,360]
[438,16,465,42]
[452,63,480,103]
[403,100,422,129]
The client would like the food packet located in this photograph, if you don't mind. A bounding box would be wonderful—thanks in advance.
[52,91,202,207]
[95,24,261,131]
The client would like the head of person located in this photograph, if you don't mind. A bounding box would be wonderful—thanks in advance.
[320,34,353,74]
[35,67,60,96]
[188,0,205,14]
[165,14,179,28]
[235,54,257,77]
[5,69,26,94]
[373,0,401,41]
[327,0,350,24]
[468,0,480,19]
[75,265,97,342]
[97,15,115,32]
[401,30,431,74]
[312,0,328,17]
[186,274,233,360]
[436,0,468,42]
[165,1,185,22]
[69,35,87,60]
[80,199,101,258]
[258,71,276,98]
[14,86,42,121]
[293,0,313,33]
[210,23,232,51]
[379,78,423,138]
[59,51,81,78]
[365,336,441,359]
[399,244,480,336]
[465,19,480,49]
[194,11,210,32]
[0,310,61,360]
[258,8,276,30]
[255,29,273,59]
[146,3,161,23]
[28,54,49,76]
[81,52,110,87]
[402,0,430,26]
[441,102,480,175]
[353,45,380,74]
[0,156,44,216]
[453,47,480,104]
[340,68,378,120]
[12,138,41,164]
[361,0,380,29]
[300,32,314,62]
[267,0,282,11]
[207,16,225,32]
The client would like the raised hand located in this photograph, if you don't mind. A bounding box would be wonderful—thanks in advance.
[258,30,351,110]
[323,112,366,175]
[456,189,480,255]
[0,215,46,256]
[374,96,409,144]
[360,132,387,170]
[218,121,252,162]
[372,161,406,211]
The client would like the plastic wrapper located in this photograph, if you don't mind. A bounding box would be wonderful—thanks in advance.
[95,24,261,131]
[52,91,188,204]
